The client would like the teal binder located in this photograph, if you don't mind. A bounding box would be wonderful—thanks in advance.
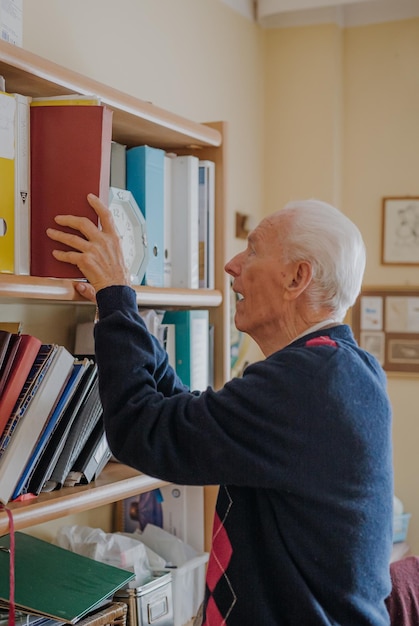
[0,532,134,623]
[126,145,165,288]
[162,310,209,391]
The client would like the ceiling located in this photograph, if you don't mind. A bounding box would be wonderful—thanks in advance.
[222,0,419,27]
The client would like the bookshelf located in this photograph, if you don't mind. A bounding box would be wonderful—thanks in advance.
[0,39,228,540]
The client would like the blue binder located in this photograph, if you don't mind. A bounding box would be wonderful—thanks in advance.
[126,145,165,287]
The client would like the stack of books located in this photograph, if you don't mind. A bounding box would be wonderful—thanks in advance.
[0,329,111,505]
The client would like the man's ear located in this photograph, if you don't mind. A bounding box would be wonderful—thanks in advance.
[284,261,312,300]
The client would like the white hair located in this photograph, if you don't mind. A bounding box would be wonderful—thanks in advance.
[278,199,366,321]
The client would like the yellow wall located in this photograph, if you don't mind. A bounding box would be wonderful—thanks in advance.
[265,23,344,208]
[345,20,419,554]
[20,2,419,555]
[265,17,419,553]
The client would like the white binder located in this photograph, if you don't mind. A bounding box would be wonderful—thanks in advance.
[170,154,200,289]
[198,160,215,289]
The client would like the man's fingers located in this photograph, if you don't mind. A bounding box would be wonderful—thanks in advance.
[52,213,100,241]
[47,225,91,252]
[75,281,97,303]
[51,248,82,264]
[87,193,117,234]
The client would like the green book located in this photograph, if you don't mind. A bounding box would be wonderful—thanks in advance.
[0,532,134,623]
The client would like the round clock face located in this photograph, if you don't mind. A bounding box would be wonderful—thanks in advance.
[108,187,149,285]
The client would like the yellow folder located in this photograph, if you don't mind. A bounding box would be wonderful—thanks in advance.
[0,91,15,274]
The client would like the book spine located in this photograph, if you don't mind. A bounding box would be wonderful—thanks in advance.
[0,345,56,457]
[162,310,209,390]
[13,93,31,275]
[126,145,166,287]
[170,155,200,289]
[198,160,215,289]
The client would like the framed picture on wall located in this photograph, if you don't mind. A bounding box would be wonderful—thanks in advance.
[351,287,419,375]
[382,196,419,264]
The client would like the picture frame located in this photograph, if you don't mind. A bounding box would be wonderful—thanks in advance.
[351,286,419,375]
[382,196,419,265]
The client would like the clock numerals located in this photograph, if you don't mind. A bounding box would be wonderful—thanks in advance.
[108,187,149,285]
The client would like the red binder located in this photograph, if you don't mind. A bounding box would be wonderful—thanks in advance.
[30,104,113,278]
[0,334,42,435]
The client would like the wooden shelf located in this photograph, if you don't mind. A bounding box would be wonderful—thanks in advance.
[0,275,222,308]
[0,40,222,150]
[0,463,169,535]
[0,42,227,540]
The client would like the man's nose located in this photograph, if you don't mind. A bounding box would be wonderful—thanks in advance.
[225,253,241,277]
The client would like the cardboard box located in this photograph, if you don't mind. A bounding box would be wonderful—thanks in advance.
[0,0,23,46]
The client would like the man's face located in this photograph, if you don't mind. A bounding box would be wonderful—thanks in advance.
[225,214,296,345]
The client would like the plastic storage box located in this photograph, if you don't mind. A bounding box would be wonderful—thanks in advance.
[393,513,411,543]
[165,552,209,626]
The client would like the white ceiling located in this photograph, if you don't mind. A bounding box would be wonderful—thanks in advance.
[222,0,419,27]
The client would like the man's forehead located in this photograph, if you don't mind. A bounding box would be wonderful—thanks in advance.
[254,212,284,237]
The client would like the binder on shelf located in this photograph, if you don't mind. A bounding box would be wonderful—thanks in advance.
[110,140,127,189]
[162,309,209,390]
[160,484,205,553]
[27,360,98,496]
[13,92,31,275]
[198,160,215,289]
[0,344,59,458]
[65,417,111,487]
[0,333,42,437]
[30,103,113,278]
[11,357,92,500]
[170,154,200,289]
[0,532,134,623]
[0,344,74,504]
[126,145,165,287]
[0,330,12,371]
[0,90,16,274]
[44,368,102,491]
[0,332,21,397]
[163,153,174,287]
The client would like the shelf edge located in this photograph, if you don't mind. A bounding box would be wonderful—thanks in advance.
[0,469,169,534]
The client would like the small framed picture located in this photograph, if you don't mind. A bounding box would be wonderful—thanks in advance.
[351,287,419,375]
[382,197,419,265]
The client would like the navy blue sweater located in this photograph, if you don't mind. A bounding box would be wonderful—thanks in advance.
[95,286,393,625]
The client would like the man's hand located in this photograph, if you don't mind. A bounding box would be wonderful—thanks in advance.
[46,193,131,300]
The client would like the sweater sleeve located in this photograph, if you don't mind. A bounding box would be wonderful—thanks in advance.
[95,285,188,398]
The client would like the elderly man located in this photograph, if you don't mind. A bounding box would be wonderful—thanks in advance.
[47,196,393,626]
